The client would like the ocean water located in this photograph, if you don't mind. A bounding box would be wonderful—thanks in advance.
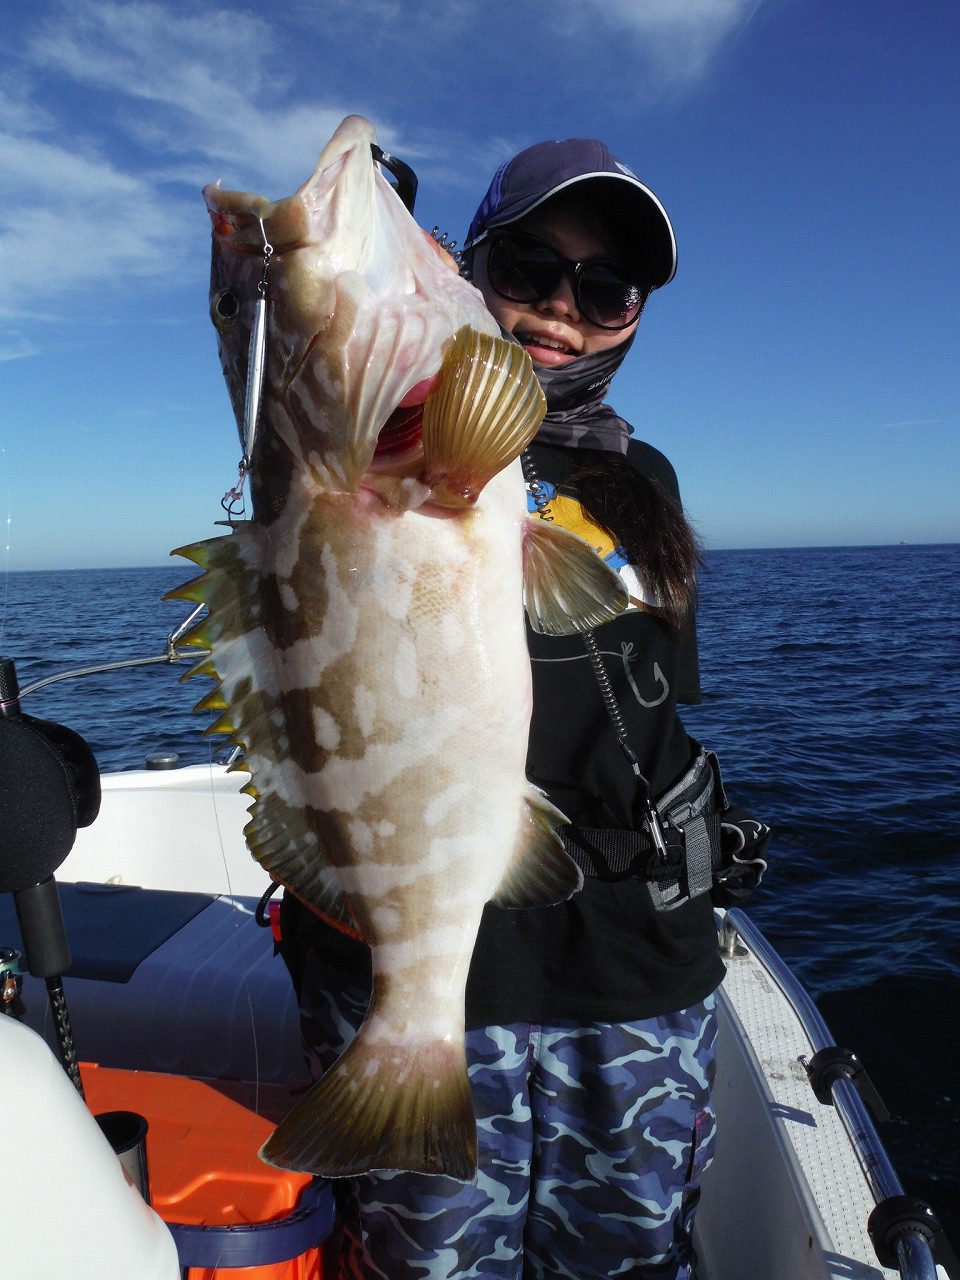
[683,543,960,1246]
[1,546,958,1243]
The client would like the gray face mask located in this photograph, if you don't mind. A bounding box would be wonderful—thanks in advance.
[527,331,637,454]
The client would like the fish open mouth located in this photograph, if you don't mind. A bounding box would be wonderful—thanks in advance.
[374,374,439,458]
[374,403,424,457]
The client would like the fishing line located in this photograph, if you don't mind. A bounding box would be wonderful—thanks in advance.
[203,712,273,1153]
[197,743,268,1247]
[207,219,277,1174]
[0,445,14,651]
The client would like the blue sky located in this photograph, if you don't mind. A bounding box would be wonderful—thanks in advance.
[2,0,957,570]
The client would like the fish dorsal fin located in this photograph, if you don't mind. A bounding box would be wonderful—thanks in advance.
[167,528,360,939]
[491,786,582,908]
[420,328,546,508]
[522,518,629,635]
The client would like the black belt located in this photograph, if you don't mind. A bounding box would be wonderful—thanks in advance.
[559,748,726,910]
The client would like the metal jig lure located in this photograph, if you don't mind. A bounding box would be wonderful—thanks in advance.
[223,219,272,519]
[242,218,273,468]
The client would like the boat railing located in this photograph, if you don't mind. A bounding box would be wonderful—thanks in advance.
[16,605,211,701]
[722,909,950,1280]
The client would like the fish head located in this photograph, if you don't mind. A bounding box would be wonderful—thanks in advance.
[204,115,510,514]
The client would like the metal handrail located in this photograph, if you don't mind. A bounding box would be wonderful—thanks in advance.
[722,909,942,1280]
[17,606,211,700]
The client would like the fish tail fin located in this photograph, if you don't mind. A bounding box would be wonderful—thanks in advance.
[261,1026,477,1180]
[420,327,546,507]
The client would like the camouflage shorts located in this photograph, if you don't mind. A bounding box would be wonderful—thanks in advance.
[300,955,717,1280]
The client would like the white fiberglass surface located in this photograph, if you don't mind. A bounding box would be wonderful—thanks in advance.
[696,928,899,1280]
[68,763,265,896]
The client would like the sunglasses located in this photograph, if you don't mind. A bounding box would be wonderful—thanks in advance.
[485,231,650,331]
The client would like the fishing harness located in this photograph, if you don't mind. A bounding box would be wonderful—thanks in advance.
[521,442,769,911]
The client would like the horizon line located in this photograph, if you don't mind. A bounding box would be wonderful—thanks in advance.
[5,539,959,573]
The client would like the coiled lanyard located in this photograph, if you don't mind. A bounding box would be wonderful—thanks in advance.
[521,449,672,861]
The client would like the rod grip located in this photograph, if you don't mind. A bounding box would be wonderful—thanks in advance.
[14,877,72,977]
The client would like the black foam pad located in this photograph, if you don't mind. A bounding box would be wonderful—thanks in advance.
[27,717,101,829]
[0,718,80,891]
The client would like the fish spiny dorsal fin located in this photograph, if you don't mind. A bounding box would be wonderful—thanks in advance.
[420,328,546,508]
[490,785,582,909]
[522,518,629,635]
[166,529,360,939]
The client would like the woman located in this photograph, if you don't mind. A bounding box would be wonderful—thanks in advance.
[283,137,770,1279]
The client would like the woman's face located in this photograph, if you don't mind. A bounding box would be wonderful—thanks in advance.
[472,196,639,368]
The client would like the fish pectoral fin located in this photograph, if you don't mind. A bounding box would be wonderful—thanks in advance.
[522,518,629,635]
[420,328,546,507]
[491,788,582,908]
[261,1029,477,1179]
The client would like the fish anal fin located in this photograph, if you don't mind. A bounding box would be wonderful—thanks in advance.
[421,328,546,507]
[261,1031,477,1180]
[491,788,582,908]
[523,519,629,635]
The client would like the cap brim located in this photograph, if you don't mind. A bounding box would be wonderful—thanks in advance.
[465,172,677,288]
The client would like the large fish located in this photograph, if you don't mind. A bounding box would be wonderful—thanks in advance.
[169,116,626,1180]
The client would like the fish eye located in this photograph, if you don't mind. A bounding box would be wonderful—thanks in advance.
[211,288,241,327]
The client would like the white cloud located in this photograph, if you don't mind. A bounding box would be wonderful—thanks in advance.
[2,131,143,201]
[4,0,760,331]
[2,4,355,327]
[28,3,277,99]
[2,0,457,333]
[0,78,58,136]
[600,0,759,29]
[0,129,189,321]
[282,0,758,89]
[878,418,952,430]
[0,336,40,362]
[23,2,394,193]
[554,0,763,86]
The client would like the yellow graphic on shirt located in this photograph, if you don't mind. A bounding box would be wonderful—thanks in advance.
[538,493,621,562]
[528,483,650,609]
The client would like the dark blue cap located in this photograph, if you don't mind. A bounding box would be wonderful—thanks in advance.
[464,137,677,288]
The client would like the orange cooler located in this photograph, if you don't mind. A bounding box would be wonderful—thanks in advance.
[81,1064,332,1278]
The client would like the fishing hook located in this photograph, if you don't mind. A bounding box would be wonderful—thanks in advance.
[221,460,248,521]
